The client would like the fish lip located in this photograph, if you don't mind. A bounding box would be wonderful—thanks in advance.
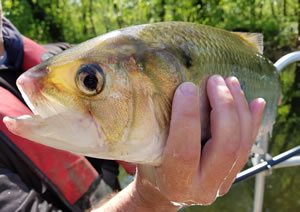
[17,74,68,119]
[19,86,67,119]
[5,112,104,155]
[21,89,46,117]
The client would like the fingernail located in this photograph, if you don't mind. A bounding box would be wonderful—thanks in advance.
[211,75,225,85]
[257,98,266,106]
[229,76,240,87]
[178,82,198,96]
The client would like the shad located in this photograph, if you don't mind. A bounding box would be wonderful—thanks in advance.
[3,22,280,165]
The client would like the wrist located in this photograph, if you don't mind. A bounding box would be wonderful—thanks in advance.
[132,174,180,212]
[92,180,179,212]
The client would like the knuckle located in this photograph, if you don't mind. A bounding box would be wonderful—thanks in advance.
[219,185,231,197]
[213,111,239,135]
[181,106,199,121]
[240,140,251,154]
[194,185,219,205]
[180,148,199,163]
[241,129,255,153]
[238,154,250,167]
[240,90,246,99]
[199,193,217,205]
[171,143,199,164]
[222,97,235,111]
[216,110,239,131]
[167,192,185,203]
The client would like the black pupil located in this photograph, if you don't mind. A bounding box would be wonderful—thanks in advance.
[83,72,98,91]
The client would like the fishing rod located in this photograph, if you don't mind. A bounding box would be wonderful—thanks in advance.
[234,146,300,183]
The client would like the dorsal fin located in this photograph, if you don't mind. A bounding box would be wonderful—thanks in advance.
[232,32,264,54]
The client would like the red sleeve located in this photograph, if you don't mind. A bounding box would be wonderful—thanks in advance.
[21,36,48,72]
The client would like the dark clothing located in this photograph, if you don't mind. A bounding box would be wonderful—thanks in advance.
[0,130,67,211]
[0,17,24,102]
[2,17,23,70]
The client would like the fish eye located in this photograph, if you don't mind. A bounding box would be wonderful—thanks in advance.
[75,64,105,96]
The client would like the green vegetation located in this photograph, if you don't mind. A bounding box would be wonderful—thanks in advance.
[3,0,299,211]
[3,0,299,50]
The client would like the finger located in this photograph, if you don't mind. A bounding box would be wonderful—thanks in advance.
[196,75,240,204]
[225,77,252,149]
[225,76,251,123]
[250,98,266,140]
[218,77,257,195]
[217,76,250,195]
[218,83,266,196]
[160,82,201,199]
[218,98,265,195]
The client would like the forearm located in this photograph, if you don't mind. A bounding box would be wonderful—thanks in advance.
[92,178,179,212]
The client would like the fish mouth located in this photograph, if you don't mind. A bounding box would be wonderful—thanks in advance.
[3,111,105,155]
[5,72,106,155]
[16,69,68,119]
[18,85,67,119]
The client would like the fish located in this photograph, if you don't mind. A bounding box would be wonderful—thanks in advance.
[3,22,281,165]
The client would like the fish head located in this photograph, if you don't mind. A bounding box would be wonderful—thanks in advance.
[4,29,184,165]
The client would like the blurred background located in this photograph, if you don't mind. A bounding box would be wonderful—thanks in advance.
[2,0,300,211]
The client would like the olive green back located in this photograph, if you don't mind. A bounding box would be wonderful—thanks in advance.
[133,22,281,135]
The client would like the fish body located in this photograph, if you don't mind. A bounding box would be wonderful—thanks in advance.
[4,22,280,165]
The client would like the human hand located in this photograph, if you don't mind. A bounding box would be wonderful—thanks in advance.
[134,75,266,208]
